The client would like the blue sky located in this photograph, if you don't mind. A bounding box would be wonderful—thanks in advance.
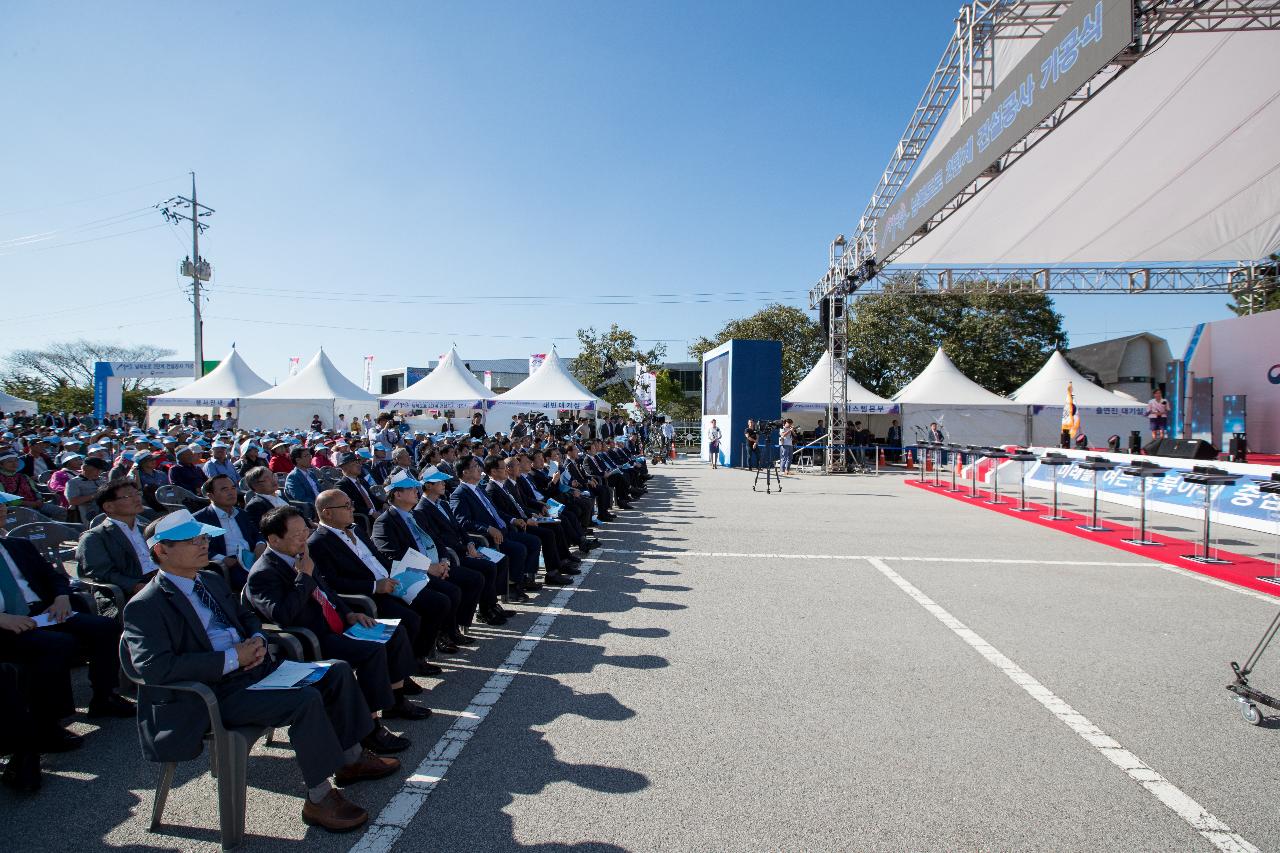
[1,2,1231,387]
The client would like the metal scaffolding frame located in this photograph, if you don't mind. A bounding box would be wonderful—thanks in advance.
[809,0,1280,474]
[856,263,1277,295]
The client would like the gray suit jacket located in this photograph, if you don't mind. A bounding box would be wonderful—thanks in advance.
[76,516,147,596]
[121,571,271,762]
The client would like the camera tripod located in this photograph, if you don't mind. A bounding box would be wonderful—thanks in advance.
[752,426,783,494]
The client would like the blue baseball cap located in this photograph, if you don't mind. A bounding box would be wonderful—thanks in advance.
[419,466,450,483]
[146,509,225,548]
[386,475,422,491]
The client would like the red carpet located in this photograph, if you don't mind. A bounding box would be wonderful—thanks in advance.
[905,477,1280,598]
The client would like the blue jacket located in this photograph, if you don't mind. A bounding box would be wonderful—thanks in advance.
[283,467,321,504]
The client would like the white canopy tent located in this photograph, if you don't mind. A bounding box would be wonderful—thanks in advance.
[145,348,271,424]
[896,30,1280,265]
[379,347,495,412]
[489,349,609,433]
[238,349,379,431]
[782,351,899,433]
[1010,350,1148,446]
[0,389,38,415]
[892,348,1026,446]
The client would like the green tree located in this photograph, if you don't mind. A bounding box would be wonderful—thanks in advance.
[1226,255,1280,315]
[689,303,824,392]
[570,324,667,407]
[846,290,1068,397]
[2,338,176,419]
[654,369,697,420]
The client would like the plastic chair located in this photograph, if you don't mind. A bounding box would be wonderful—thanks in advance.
[36,470,54,486]
[339,594,377,618]
[156,484,208,512]
[5,520,83,571]
[118,636,269,852]
[239,587,321,660]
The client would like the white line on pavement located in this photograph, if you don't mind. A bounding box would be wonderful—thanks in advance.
[606,549,1152,567]
[865,556,1259,853]
[605,550,1280,604]
[348,549,607,853]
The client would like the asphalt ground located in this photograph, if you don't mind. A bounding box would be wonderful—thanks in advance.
[4,460,1280,851]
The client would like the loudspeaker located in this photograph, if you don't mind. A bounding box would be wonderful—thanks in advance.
[1168,439,1219,459]
[1143,438,1218,459]
[1128,431,1142,453]
[1143,438,1168,456]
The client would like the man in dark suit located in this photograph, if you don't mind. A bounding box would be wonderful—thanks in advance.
[123,509,396,832]
[503,455,584,565]
[246,507,429,731]
[449,455,538,600]
[309,488,450,671]
[1,518,133,754]
[195,474,265,590]
[335,452,383,520]
[584,441,633,508]
[242,464,291,530]
[564,442,615,520]
[513,454,594,555]
[0,663,43,791]
[371,477,481,648]
[76,480,160,617]
[414,467,510,625]
[483,456,573,585]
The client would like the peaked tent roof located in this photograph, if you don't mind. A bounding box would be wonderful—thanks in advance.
[0,389,38,414]
[892,348,1019,406]
[380,347,496,410]
[782,351,898,413]
[1009,351,1147,411]
[491,349,610,411]
[147,349,271,406]
[245,349,377,402]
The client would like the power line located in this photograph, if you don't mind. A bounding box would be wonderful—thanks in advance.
[0,222,166,258]
[0,174,188,219]
[213,282,807,302]
[205,315,686,343]
[0,207,156,249]
[210,283,809,307]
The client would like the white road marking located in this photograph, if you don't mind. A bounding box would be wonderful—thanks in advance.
[606,550,1280,604]
[348,550,606,853]
[865,556,1259,853]
[606,549,1151,567]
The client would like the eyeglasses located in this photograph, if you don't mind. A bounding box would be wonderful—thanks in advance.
[167,534,211,546]
[320,501,354,512]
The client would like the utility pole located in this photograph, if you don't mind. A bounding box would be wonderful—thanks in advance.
[157,173,214,377]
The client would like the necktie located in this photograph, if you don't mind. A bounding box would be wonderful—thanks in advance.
[0,550,30,616]
[404,514,439,561]
[353,478,374,511]
[193,577,235,633]
[311,587,345,633]
[505,483,528,518]
[474,486,506,529]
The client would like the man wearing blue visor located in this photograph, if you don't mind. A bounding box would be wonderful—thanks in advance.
[122,509,398,832]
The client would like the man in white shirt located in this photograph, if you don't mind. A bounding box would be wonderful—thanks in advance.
[195,474,265,588]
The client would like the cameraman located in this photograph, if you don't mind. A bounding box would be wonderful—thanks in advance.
[744,420,760,470]
[778,418,795,475]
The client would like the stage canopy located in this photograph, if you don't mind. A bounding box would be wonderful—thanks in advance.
[379,347,495,412]
[783,351,898,414]
[491,349,609,413]
[146,348,270,412]
[1010,350,1148,446]
[0,389,38,414]
[893,348,1024,446]
[897,29,1280,265]
[238,349,378,431]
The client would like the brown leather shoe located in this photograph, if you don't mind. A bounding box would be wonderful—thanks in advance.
[334,749,401,786]
[301,789,368,832]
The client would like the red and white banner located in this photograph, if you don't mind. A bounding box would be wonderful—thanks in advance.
[363,355,375,391]
[529,353,546,375]
[288,357,301,377]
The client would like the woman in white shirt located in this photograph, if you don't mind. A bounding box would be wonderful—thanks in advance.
[707,420,722,469]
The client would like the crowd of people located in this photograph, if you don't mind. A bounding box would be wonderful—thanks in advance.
[0,406,655,832]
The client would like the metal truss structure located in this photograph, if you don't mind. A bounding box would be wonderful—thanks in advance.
[855,263,1277,296]
[811,0,1280,474]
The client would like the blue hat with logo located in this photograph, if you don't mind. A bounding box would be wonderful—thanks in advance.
[146,508,225,548]
[386,475,421,491]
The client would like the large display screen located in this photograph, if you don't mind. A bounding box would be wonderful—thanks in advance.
[703,353,729,415]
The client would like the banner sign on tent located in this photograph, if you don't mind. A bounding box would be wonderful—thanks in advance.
[487,399,596,411]
[1020,457,1280,534]
[528,353,546,375]
[363,355,375,392]
[783,401,899,414]
[380,398,487,411]
[1030,404,1146,417]
[876,0,1133,259]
